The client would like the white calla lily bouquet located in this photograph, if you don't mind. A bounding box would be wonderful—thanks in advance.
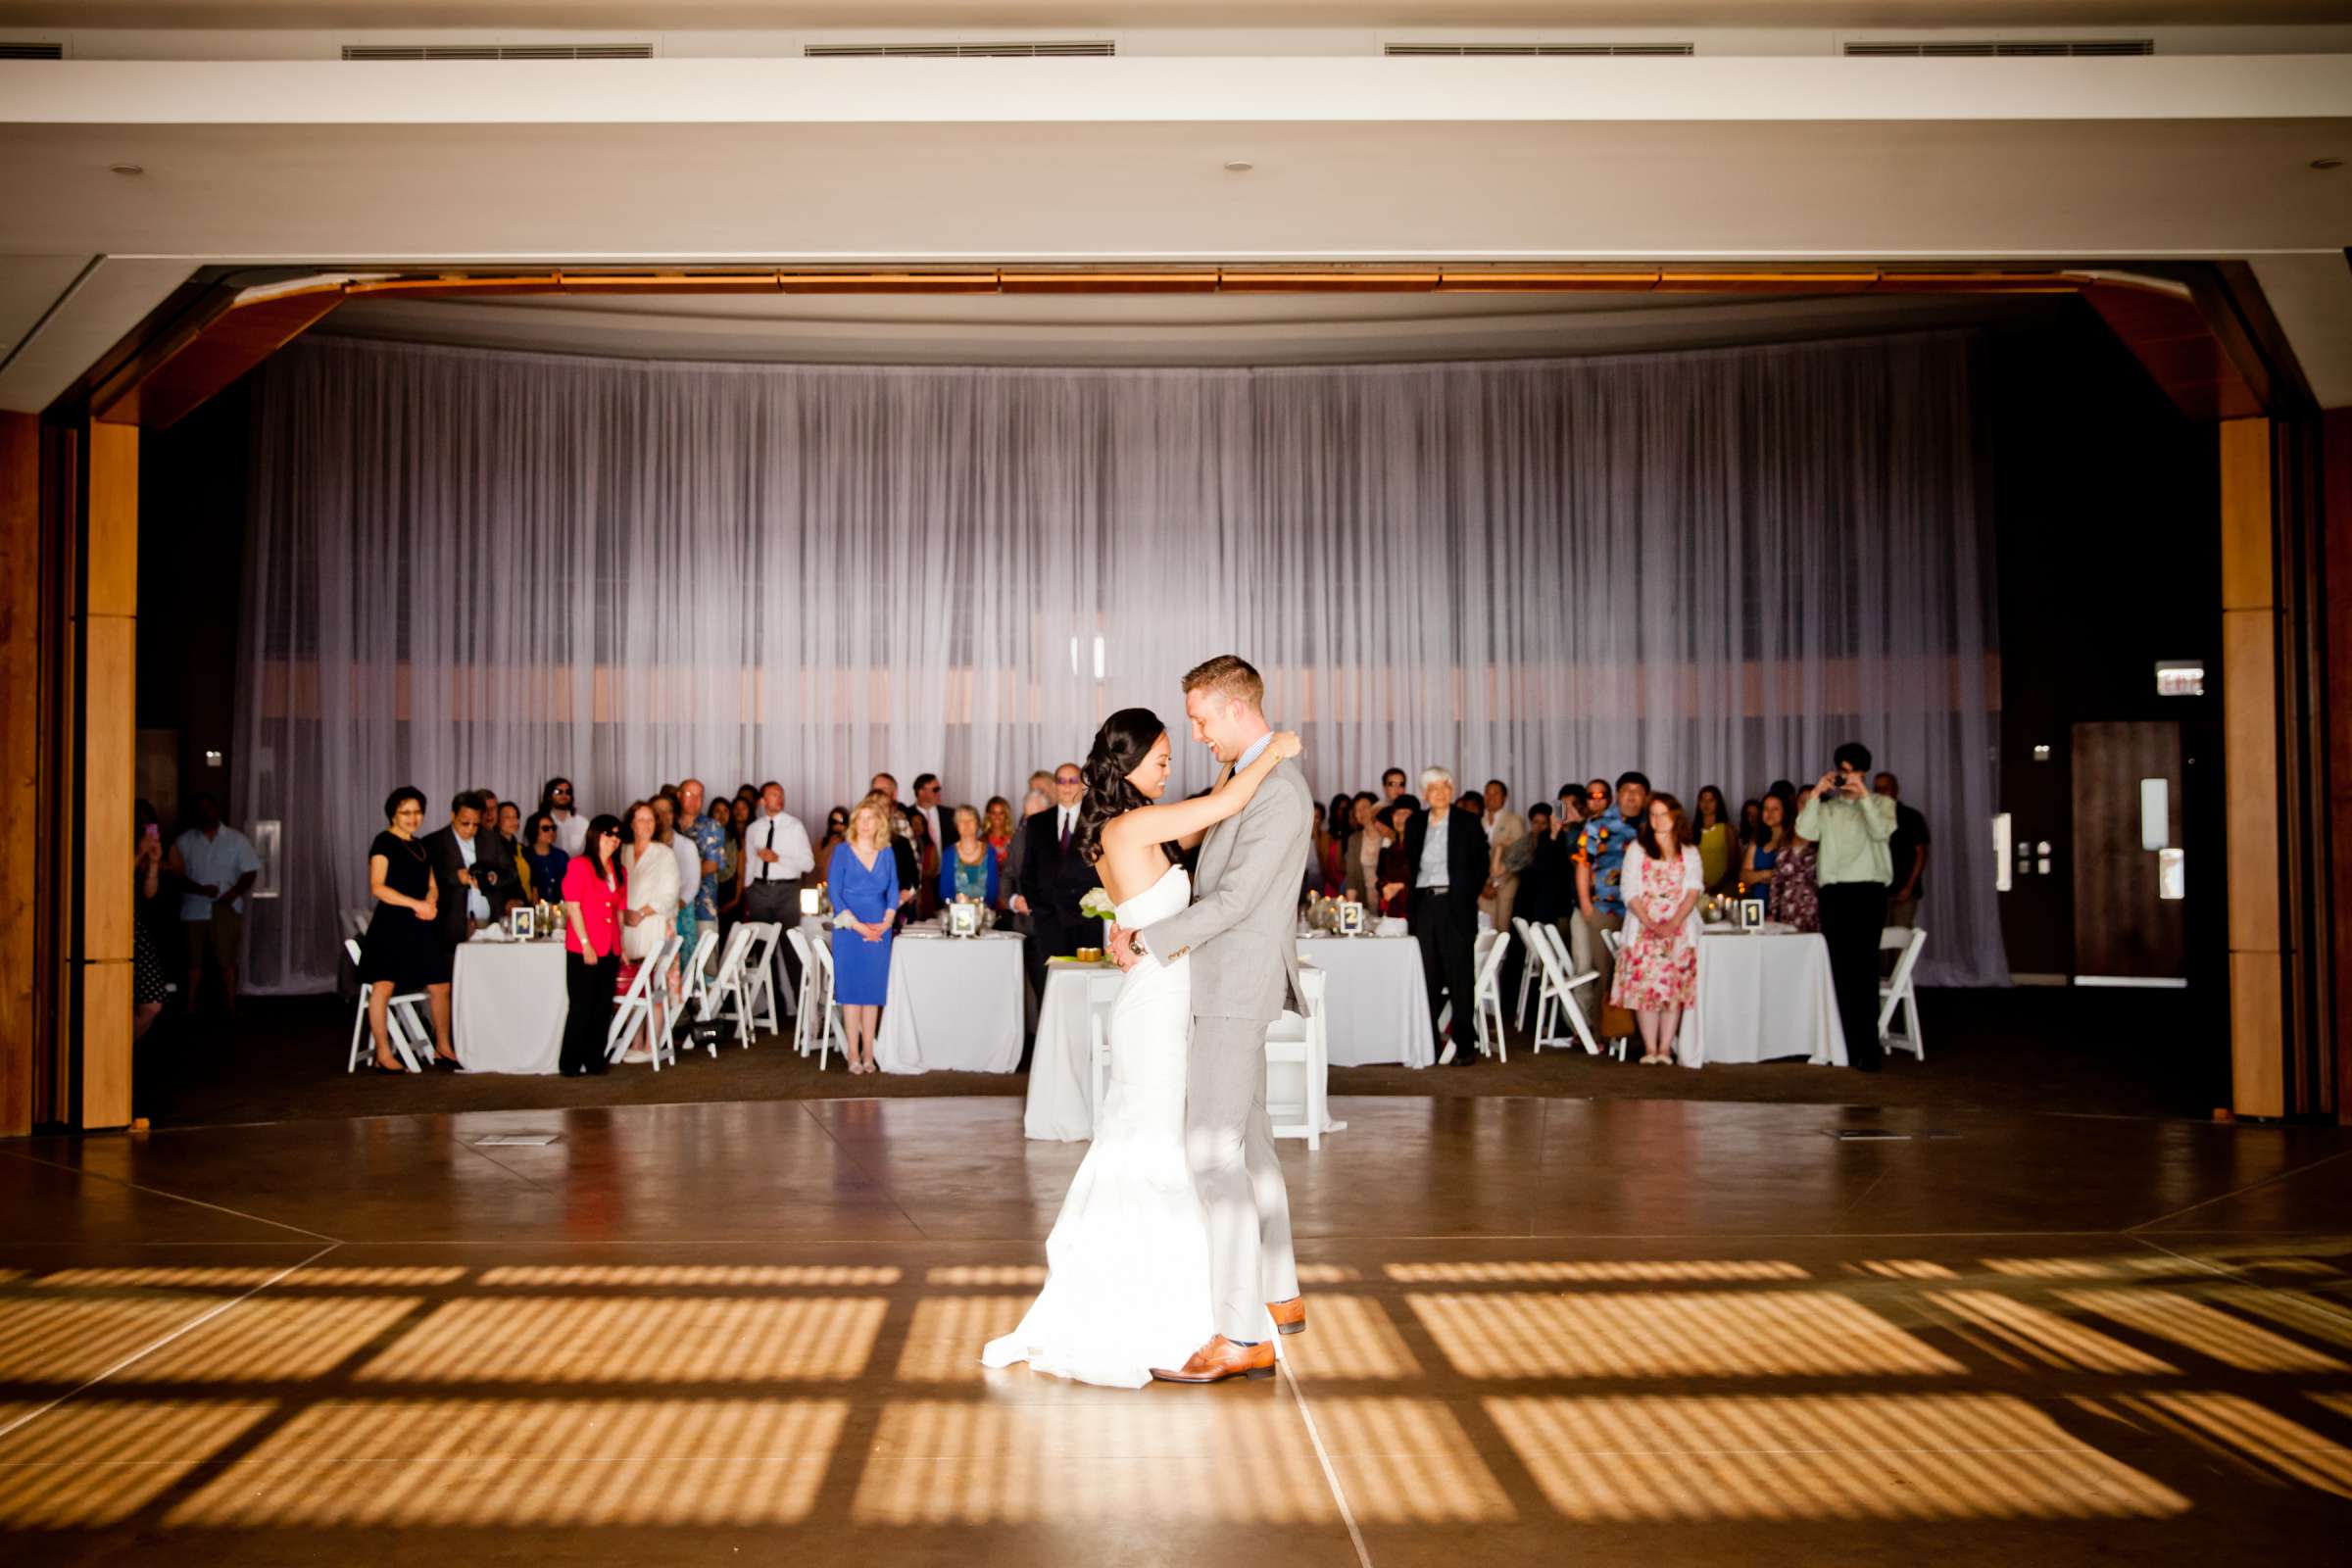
[1078,887,1117,921]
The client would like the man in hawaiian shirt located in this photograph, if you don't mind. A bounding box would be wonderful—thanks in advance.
[1572,770,1650,1051]
[676,779,730,973]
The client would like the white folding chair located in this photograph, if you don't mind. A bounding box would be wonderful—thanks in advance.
[677,928,719,1016]
[805,936,849,1070]
[784,927,822,1057]
[1512,917,1541,1029]
[737,922,782,1041]
[342,937,429,1073]
[1878,925,1929,1059]
[1264,967,1330,1150]
[694,924,758,1054]
[607,933,681,1068]
[1530,922,1611,1059]
[1471,931,1512,1062]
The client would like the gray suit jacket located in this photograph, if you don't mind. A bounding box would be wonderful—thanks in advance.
[1138,756,1312,1024]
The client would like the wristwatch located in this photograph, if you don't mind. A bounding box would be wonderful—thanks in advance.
[1129,932,1149,961]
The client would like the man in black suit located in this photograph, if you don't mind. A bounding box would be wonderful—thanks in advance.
[1007,760,1093,1005]
[419,790,510,1067]
[1402,766,1489,1065]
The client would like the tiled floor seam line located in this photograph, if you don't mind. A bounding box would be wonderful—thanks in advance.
[2127,1235,2352,1330]
[0,1241,343,1446]
[0,1148,343,1243]
[2122,1146,2352,1233]
[1277,1353,1375,1568]
[791,1100,932,1240]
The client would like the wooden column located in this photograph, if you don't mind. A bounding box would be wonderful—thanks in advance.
[2327,408,2352,1126]
[78,421,136,1129]
[0,415,38,1138]
[2222,418,2287,1117]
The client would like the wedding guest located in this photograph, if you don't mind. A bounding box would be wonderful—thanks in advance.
[940,804,1003,908]
[1518,801,1571,929]
[132,800,169,1042]
[420,791,504,1062]
[1771,827,1822,934]
[1481,778,1528,933]
[494,800,533,902]
[1743,786,1795,893]
[898,805,932,917]
[1740,798,1766,852]
[1614,792,1704,1066]
[1693,785,1736,895]
[742,782,815,1001]
[559,815,626,1075]
[1584,779,1611,823]
[811,806,850,887]
[1009,763,1090,1002]
[521,811,568,906]
[614,801,680,1062]
[1573,771,1648,1056]
[356,787,447,1073]
[1402,768,1487,1065]
[1877,771,1933,930]
[1342,792,1384,906]
[1381,766,1408,804]
[912,773,948,862]
[674,780,727,963]
[167,792,262,1022]
[828,794,902,1074]
[1375,797,1418,918]
[540,776,587,858]
[1461,794,1485,824]
[984,796,1017,858]
[998,787,1050,934]
[1797,743,1897,1072]
[1314,797,1350,897]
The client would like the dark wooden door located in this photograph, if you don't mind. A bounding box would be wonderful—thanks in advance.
[2071,721,2186,981]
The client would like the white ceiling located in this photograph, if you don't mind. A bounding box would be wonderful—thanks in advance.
[2,52,2347,408]
[4,2,2345,25]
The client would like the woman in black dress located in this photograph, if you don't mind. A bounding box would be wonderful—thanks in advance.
[357,786,447,1073]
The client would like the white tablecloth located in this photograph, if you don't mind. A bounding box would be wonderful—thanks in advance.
[1680,930,1848,1067]
[1296,934,1437,1068]
[453,937,568,1074]
[1024,959,1128,1141]
[872,930,1027,1074]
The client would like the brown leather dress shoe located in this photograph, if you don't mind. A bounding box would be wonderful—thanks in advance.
[1151,1335,1277,1384]
[1268,1297,1307,1336]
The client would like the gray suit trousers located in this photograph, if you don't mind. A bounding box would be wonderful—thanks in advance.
[1186,1014,1300,1342]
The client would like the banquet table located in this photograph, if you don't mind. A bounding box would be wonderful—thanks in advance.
[1295,933,1437,1068]
[1024,958,1128,1141]
[1679,928,1848,1067]
[872,926,1027,1075]
[452,935,568,1074]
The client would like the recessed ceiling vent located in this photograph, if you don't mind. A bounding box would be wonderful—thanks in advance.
[0,41,64,59]
[341,43,655,61]
[1845,39,2153,57]
[1387,42,1693,57]
[805,40,1115,58]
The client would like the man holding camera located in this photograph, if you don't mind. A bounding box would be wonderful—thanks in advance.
[1795,742,1898,1072]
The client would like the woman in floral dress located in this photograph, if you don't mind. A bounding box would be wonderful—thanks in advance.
[1610,792,1705,1065]
[1770,833,1822,933]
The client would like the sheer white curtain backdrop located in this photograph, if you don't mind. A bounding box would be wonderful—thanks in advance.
[235,330,2002,993]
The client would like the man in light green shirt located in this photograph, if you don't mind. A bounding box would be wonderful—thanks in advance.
[1795,743,1896,1072]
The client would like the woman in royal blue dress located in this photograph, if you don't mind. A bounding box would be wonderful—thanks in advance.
[827,793,901,1074]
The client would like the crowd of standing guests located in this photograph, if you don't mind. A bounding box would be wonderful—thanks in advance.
[346,742,1929,1079]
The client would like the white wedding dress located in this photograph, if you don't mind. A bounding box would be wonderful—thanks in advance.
[982,863,1217,1388]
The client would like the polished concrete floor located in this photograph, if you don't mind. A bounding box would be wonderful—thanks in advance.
[2,1094,2349,1565]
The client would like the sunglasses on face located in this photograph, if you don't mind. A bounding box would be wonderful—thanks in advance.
[1055,775,1081,786]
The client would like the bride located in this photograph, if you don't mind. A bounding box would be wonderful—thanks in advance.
[982,707,1302,1388]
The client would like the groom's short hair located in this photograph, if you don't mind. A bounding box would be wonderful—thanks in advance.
[1182,654,1264,710]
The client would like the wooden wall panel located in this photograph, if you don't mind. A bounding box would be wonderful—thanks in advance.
[2220,418,2284,1118]
[85,422,138,616]
[79,617,134,966]
[78,961,131,1131]
[0,413,37,1139]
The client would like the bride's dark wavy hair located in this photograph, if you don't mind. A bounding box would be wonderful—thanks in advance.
[1076,708,1175,866]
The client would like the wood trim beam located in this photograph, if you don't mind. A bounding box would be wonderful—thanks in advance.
[77,420,135,1131]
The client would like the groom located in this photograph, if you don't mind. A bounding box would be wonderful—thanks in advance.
[1110,654,1313,1384]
